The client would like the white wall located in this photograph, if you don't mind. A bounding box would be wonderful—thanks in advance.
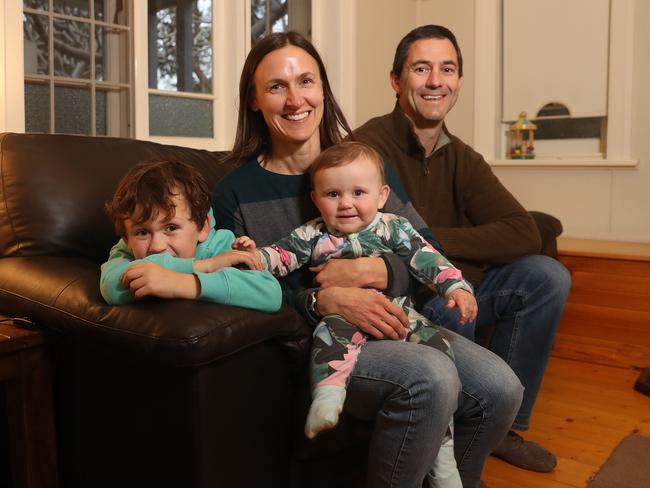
[340,0,649,243]
[493,0,650,242]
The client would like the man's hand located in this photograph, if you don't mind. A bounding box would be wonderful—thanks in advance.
[317,287,409,340]
[194,250,264,273]
[446,289,478,325]
[310,257,388,289]
[121,262,200,299]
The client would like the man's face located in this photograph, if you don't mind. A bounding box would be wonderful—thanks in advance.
[391,37,463,128]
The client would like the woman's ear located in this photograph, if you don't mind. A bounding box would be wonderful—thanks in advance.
[250,93,259,112]
[378,184,390,209]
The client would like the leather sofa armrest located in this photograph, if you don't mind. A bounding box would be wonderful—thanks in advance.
[529,211,563,259]
[0,256,310,368]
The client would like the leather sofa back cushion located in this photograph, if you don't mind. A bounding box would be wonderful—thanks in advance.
[0,132,230,262]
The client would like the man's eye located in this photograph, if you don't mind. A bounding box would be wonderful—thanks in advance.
[413,66,431,75]
[443,66,456,74]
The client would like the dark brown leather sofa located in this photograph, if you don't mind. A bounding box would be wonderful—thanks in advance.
[0,132,563,488]
[0,132,323,488]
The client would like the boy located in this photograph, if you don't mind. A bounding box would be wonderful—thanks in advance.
[236,142,476,488]
[100,159,281,313]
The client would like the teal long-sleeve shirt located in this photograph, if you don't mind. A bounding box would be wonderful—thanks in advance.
[100,213,282,312]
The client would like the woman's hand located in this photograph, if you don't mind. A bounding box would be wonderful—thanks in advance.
[446,289,478,325]
[195,250,264,273]
[310,257,388,289]
[317,287,409,340]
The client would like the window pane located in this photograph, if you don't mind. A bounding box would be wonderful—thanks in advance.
[55,85,91,135]
[96,26,129,83]
[149,95,213,137]
[251,0,311,44]
[54,0,90,18]
[54,19,91,78]
[149,0,212,93]
[96,88,130,137]
[25,83,50,133]
[24,14,49,75]
[24,0,49,11]
[95,0,128,25]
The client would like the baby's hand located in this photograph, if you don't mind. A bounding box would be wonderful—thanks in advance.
[233,235,256,251]
[446,289,478,325]
[195,250,264,273]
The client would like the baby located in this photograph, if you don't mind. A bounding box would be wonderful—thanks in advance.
[236,142,477,488]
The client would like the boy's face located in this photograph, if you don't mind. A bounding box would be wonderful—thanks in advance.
[123,192,210,260]
[311,156,389,235]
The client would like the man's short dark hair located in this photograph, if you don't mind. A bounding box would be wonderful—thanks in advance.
[391,24,463,78]
[106,160,211,238]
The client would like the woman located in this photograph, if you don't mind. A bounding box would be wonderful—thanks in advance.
[212,31,522,488]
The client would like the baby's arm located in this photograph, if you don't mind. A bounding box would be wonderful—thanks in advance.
[446,288,478,324]
[256,221,320,277]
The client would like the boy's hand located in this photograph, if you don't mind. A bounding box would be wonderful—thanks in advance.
[194,250,264,273]
[232,236,257,251]
[446,289,478,325]
[121,262,200,299]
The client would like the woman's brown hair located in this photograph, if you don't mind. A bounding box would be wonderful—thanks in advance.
[224,31,353,166]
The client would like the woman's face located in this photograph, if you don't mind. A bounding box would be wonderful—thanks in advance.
[251,45,324,150]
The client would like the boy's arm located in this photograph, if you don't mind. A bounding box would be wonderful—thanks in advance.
[100,239,199,305]
[387,215,473,297]
[194,268,282,312]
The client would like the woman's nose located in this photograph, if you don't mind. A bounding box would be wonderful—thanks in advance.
[285,85,302,108]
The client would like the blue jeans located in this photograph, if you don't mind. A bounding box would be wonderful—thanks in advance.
[344,330,523,488]
[422,255,571,430]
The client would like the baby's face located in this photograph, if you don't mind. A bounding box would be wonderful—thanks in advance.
[311,156,389,234]
[124,192,209,260]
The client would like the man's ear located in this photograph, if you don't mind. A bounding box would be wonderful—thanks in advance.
[378,184,390,209]
[458,74,464,91]
[198,215,211,243]
[390,71,402,96]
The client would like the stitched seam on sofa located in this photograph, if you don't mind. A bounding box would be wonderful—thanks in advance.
[0,134,22,253]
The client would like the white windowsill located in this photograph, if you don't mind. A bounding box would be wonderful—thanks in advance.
[489,158,639,168]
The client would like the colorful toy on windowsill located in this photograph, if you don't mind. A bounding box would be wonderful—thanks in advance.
[508,111,537,159]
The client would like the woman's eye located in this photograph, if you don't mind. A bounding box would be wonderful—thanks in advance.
[301,78,314,87]
[268,84,284,93]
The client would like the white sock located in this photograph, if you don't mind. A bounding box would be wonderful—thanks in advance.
[304,385,346,439]
[429,440,462,488]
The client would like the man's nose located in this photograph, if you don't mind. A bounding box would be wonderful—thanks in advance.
[426,69,441,87]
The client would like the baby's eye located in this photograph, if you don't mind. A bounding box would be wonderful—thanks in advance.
[326,191,339,198]
[352,189,365,197]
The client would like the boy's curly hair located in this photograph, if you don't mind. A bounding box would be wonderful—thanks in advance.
[106,159,211,238]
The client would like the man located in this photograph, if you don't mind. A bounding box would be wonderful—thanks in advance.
[354,24,571,475]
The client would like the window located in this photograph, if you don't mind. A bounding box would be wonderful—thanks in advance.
[250,0,311,44]
[147,0,213,138]
[22,0,131,136]
[473,0,636,166]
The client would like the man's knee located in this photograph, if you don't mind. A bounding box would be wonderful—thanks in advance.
[514,255,571,299]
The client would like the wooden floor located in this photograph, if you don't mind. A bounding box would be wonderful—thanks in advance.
[482,238,650,488]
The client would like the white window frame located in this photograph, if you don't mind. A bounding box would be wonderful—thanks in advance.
[473,0,637,168]
[1,0,26,133]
